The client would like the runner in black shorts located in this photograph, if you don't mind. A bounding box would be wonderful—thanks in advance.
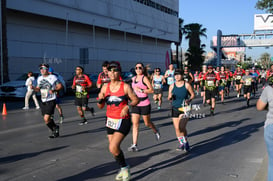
[152,68,165,109]
[72,66,95,125]
[34,63,63,139]
[241,69,253,107]
[97,61,139,181]
[168,69,195,152]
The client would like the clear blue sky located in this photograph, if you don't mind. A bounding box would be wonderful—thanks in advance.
[179,0,273,60]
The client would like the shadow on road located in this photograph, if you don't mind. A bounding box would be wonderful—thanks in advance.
[0,146,68,164]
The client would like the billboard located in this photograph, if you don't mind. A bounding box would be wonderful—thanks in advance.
[254,14,273,31]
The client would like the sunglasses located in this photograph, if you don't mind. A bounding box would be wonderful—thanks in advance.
[135,66,142,70]
[75,68,82,71]
[40,67,48,70]
[108,67,119,72]
[156,70,160,72]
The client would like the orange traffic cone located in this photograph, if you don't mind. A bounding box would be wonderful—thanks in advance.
[2,103,7,116]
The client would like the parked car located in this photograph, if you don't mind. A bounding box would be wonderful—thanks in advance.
[0,72,66,99]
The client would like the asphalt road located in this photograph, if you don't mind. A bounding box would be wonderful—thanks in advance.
[0,87,268,181]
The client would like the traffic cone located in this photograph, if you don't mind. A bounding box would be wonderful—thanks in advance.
[2,102,7,116]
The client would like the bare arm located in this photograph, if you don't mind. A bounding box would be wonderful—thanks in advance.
[143,76,154,94]
[185,82,195,103]
[168,84,174,100]
[97,84,107,109]
[256,99,268,111]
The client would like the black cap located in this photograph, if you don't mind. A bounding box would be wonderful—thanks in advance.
[174,69,183,76]
[108,61,121,72]
[39,63,49,69]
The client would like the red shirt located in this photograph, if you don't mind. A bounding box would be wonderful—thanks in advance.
[105,81,129,119]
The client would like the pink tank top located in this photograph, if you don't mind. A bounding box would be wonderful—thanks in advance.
[132,75,150,106]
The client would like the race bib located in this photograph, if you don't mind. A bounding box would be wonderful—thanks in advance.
[221,79,226,84]
[106,117,122,130]
[207,80,214,86]
[154,84,161,89]
[195,78,199,82]
[76,85,83,93]
[168,77,174,84]
[40,89,49,99]
[245,79,252,86]
[236,75,242,80]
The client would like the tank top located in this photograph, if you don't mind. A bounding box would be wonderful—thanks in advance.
[172,82,188,108]
[153,75,163,89]
[132,75,150,106]
[166,70,175,85]
[105,81,129,119]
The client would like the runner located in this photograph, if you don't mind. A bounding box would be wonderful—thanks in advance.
[183,66,193,84]
[97,61,110,89]
[128,62,160,152]
[225,68,233,97]
[260,69,267,89]
[97,61,139,181]
[199,65,207,105]
[233,65,245,98]
[48,67,64,124]
[72,66,95,125]
[203,65,220,116]
[151,68,166,110]
[218,66,228,104]
[33,63,63,138]
[164,64,175,88]
[266,64,273,81]
[193,70,200,95]
[250,67,259,97]
[241,69,253,107]
[168,69,194,152]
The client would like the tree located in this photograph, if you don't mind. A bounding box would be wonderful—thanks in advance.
[183,23,207,70]
[255,0,273,13]
[259,52,271,69]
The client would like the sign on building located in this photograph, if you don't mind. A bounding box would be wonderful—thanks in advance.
[254,14,273,31]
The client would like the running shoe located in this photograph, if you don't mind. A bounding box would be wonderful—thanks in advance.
[210,110,214,116]
[22,107,29,110]
[155,131,160,141]
[115,166,130,181]
[237,93,240,98]
[157,106,161,110]
[79,119,88,125]
[59,116,64,124]
[128,144,138,152]
[184,142,190,152]
[49,125,60,139]
[36,106,40,109]
[176,143,184,151]
[247,99,250,107]
[154,100,158,105]
[90,107,95,116]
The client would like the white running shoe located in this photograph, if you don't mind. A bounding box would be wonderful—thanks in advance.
[128,144,138,152]
[22,107,29,110]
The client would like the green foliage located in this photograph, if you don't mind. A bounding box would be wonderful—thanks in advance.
[255,0,273,13]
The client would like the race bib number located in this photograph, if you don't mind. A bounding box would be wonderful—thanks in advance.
[76,85,83,93]
[245,79,252,86]
[106,117,122,130]
[168,77,174,84]
[154,84,161,89]
[236,75,242,80]
[195,78,199,82]
[207,80,214,86]
[40,89,49,99]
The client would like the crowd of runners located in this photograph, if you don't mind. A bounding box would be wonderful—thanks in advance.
[27,61,273,181]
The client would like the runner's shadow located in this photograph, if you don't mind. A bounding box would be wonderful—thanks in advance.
[130,122,263,180]
[0,146,68,164]
[60,127,106,138]
[57,149,170,181]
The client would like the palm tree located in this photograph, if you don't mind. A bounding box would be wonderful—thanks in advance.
[183,23,207,70]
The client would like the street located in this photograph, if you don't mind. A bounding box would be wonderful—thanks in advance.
[0,88,268,181]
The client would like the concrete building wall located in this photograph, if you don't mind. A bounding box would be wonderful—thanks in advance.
[6,0,178,80]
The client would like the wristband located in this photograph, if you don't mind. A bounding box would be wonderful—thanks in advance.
[97,98,104,104]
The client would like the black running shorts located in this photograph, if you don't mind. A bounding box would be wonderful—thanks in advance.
[75,97,89,107]
[106,117,132,136]
[41,100,56,116]
[131,104,151,115]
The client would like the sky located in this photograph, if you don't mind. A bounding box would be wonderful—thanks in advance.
[179,0,273,60]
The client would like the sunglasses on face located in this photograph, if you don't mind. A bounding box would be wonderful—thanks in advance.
[40,67,48,70]
[108,67,119,72]
[135,66,143,70]
[156,70,160,72]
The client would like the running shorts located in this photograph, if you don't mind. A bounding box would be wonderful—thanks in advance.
[131,104,151,115]
[243,85,252,94]
[154,88,163,95]
[107,117,132,136]
[171,107,184,118]
[41,100,56,116]
[205,89,217,100]
[75,97,89,107]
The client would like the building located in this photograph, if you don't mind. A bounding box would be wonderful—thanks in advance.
[2,0,179,80]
